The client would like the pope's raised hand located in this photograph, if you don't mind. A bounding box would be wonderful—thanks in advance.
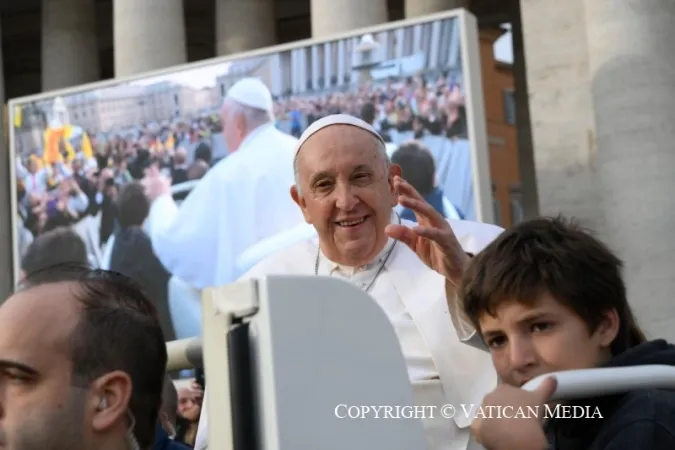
[385,176,469,287]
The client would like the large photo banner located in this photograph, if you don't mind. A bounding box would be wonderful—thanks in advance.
[8,10,491,340]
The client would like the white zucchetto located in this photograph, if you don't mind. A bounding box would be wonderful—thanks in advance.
[294,114,386,157]
[226,77,274,112]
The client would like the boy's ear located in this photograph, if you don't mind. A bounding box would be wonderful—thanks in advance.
[596,308,620,349]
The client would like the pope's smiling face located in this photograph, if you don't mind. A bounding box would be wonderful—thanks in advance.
[291,124,401,267]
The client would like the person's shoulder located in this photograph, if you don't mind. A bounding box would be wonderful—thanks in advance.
[446,218,504,236]
[154,425,192,450]
[270,127,299,147]
[158,438,192,450]
[594,389,675,448]
[446,219,504,254]
[204,148,261,184]
[613,389,675,422]
[238,232,317,280]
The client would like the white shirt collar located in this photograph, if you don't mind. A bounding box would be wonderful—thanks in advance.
[316,210,400,275]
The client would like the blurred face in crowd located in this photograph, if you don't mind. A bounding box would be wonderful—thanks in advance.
[71,159,82,174]
[291,125,401,267]
[479,293,619,388]
[27,159,38,174]
[177,387,202,423]
[0,283,131,450]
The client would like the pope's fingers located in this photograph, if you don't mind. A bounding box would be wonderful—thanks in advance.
[398,195,447,225]
[385,224,417,250]
[394,177,426,202]
[411,226,456,250]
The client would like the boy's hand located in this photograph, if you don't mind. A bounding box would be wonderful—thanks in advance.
[471,376,557,450]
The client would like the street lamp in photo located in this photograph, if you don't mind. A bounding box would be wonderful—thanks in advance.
[351,33,384,84]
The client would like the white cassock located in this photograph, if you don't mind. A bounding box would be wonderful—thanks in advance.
[145,123,306,289]
[195,214,503,450]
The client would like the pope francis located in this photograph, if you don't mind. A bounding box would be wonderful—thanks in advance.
[143,78,305,290]
[195,114,503,450]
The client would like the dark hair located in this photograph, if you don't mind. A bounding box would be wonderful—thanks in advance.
[390,141,436,196]
[194,142,212,164]
[461,216,646,356]
[116,182,150,228]
[21,227,88,275]
[162,374,178,425]
[19,264,167,449]
[360,102,377,125]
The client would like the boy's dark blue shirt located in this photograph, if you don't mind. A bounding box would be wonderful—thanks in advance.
[545,340,675,449]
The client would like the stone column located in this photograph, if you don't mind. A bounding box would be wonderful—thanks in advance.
[520,0,602,228]
[311,0,388,38]
[215,0,276,56]
[405,0,468,18]
[113,0,186,77]
[585,0,675,339]
[510,0,539,219]
[0,18,11,303]
[42,0,100,91]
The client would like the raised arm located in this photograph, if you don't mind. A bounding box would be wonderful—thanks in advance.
[385,176,495,351]
[143,165,238,289]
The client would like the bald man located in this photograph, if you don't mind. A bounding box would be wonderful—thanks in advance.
[142,78,305,290]
[195,115,503,450]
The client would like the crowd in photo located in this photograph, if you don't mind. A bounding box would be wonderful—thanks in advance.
[14,70,471,259]
[14,70,471,271]
[274,73,468,142]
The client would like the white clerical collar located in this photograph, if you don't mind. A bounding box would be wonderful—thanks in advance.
[316,211,399,274]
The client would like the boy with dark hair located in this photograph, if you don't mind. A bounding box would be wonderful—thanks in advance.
[459,217,675,449]
[386,178,675,450]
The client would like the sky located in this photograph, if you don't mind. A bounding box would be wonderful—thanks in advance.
[129,62,231,89]
[494,24,514,64]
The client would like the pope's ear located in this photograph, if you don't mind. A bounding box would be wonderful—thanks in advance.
[388,163,402,180]
[290,185,302,208]
[290,185,312,224]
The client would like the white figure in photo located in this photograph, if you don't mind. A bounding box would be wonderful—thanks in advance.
[142,78,305,290]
